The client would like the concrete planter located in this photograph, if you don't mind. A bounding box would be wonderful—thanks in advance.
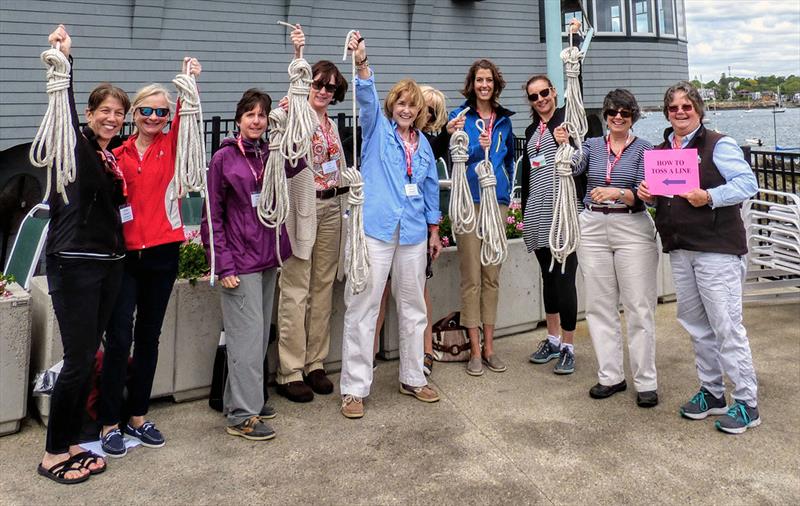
[0,282,31,436]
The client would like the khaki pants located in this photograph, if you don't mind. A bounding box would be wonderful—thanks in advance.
[277,198,341,384]
[455,203,507,328]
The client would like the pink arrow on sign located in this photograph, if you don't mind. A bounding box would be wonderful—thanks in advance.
[644,148,700,196]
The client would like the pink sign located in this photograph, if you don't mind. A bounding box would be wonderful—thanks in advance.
[644,148,700,196]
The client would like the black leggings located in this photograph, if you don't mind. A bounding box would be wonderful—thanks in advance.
[534,248,578,332]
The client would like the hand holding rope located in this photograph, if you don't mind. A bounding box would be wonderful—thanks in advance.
[448,107,476,235]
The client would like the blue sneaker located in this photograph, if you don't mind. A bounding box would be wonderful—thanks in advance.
[553,347,575,375]
[530,339,560,364]
[680,388,728,420]
[124,421,165,448]
[715,401,761,434]
[100,428,127,458]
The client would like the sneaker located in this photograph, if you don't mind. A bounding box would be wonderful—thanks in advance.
[482,354,507,373]
[226,416,276,441]
[124,421,165,448]
[530,339,560,364]
[715,401,761,434]
[466,355,484,376]
[304,369,334,395]
[423,353,434,377]
[277,381,314,403]
[100,428,127,458]
[589,380,627,399]
[400,383,440,403]
[259,404,277,421]
[553,348,575,375]
[680,388,728,420]
[341,395,364,419]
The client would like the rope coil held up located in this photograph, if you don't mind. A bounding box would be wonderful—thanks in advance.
[341,30,370,295]
[257,107,291,266]
[474,118,507,266]
[448,107,476,235]
[30,44,75,204]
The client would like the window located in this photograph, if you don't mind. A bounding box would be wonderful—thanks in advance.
[594,0,626,34]
[676,0,687,40]
[658,0,676,37]
[562,9,584,34]
[630,0,655,35]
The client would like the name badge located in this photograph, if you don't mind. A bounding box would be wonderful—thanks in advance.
[321,159,338,175]
[405,183,420,197]
[251,192,260,208]
[119,205,133,223]
[530,154,545,168]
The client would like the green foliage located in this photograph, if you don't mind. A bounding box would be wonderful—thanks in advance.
[439,214,455,248]
[178,239,209,284]
[0,271,16,294]
[506,202,524,239]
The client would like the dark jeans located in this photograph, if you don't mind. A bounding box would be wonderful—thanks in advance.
[534,248,578,332]
[98,242,180,426]
[45,255,123,454]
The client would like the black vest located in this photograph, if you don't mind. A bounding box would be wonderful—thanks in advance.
[653,126,748,256]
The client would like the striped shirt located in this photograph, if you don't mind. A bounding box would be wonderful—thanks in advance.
[574,135,653,208]
[522,126,582,251]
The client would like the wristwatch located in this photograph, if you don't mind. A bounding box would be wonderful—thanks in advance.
[619,189,625,200]
[706,190,713,207]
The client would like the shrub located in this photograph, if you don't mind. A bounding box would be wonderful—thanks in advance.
[178,230,209,284]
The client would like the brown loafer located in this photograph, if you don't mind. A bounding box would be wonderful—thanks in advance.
[304,369,334,395]
[276,381,314,403]
[399,383,440,403]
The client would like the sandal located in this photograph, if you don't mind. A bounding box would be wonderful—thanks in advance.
[70,451,106,475]
[37,457,90,485]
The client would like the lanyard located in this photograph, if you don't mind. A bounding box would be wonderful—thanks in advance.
[400,129,417,181]
[605,133,632,185]
[534,121,547,154]
[480,111,496,148]
[671,135,683,150]
[237,135,265,183]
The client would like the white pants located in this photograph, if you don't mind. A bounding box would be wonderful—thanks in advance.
[670,249,758,406]
[578,210,659,391]
[340,233,427,398]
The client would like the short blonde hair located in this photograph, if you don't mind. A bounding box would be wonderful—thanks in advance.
[131,83,173,134]
[420,85,447,133]
[383,79,426,131]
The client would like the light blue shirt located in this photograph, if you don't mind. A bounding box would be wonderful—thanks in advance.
[670,126,758,208]
[355,71,440,245]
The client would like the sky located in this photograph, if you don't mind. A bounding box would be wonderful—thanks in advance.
[685,0,800,81]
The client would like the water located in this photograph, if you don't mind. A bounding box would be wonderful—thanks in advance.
[631,107,800,151]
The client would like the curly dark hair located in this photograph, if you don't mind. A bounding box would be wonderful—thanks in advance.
[602,89,641,123]
[311,60,348,105]
[461,59,506,109]
[234,88,272,123]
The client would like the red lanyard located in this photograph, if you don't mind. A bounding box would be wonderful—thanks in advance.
[237,135,265,183]
[605,134,631,184]
[534,121,547,154]
[671,135,682,150]
[401,129,417,180]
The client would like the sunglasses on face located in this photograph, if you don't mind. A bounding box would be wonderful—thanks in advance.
[604,109,633,119]
[668,104,694,114]
[137,107,169,118]
[311,80,337,93]
[527,87,552,102]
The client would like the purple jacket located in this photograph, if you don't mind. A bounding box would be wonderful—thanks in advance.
[201,136,304,277]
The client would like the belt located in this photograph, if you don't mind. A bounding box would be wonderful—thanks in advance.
[316,186,350,200]
[587,204,643,214]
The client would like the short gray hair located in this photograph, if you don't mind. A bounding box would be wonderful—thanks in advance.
[662,81,704,121]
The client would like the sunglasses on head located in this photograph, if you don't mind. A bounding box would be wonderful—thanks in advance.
[604,109,633,119]
[137,107,169,118]
[668,104,694,114]
[527,87,552,102]
[311,80,337,93]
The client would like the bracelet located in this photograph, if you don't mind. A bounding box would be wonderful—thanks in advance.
[355,59,369,71]
[355,56,368,66]
[357,37,365,44]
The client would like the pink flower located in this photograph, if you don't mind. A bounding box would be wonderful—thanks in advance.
[506,216,515,224]
[509,201,521,210]
[516,222,524,231]
[442,236,450,247]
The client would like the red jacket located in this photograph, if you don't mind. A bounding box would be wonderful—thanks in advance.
[113,101,185,251]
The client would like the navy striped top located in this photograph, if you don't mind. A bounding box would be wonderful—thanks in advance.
[573,135,653,208]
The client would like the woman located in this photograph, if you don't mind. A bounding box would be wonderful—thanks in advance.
[448,59,515,377]
[573,89,658,407]
[37,25,129,484]
[339,31,442,419]
[97,59,201,457]
[276,56,349,403]
[521,18,582,375]
[638,82,759,434]
[201,29,306,441]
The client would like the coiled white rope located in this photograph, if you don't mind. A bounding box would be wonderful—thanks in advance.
[548,42,587,272]
[341,30,370,294]
[448,107,476,235]
[474,118,507,266]
[256,107,291,266]
[29,43,75,204]
[171,58,215,284]
[277,21,318,167]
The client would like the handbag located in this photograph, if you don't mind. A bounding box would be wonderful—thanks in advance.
[431,311,471,362]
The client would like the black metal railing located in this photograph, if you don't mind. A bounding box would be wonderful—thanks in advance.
[749,148,799,198]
